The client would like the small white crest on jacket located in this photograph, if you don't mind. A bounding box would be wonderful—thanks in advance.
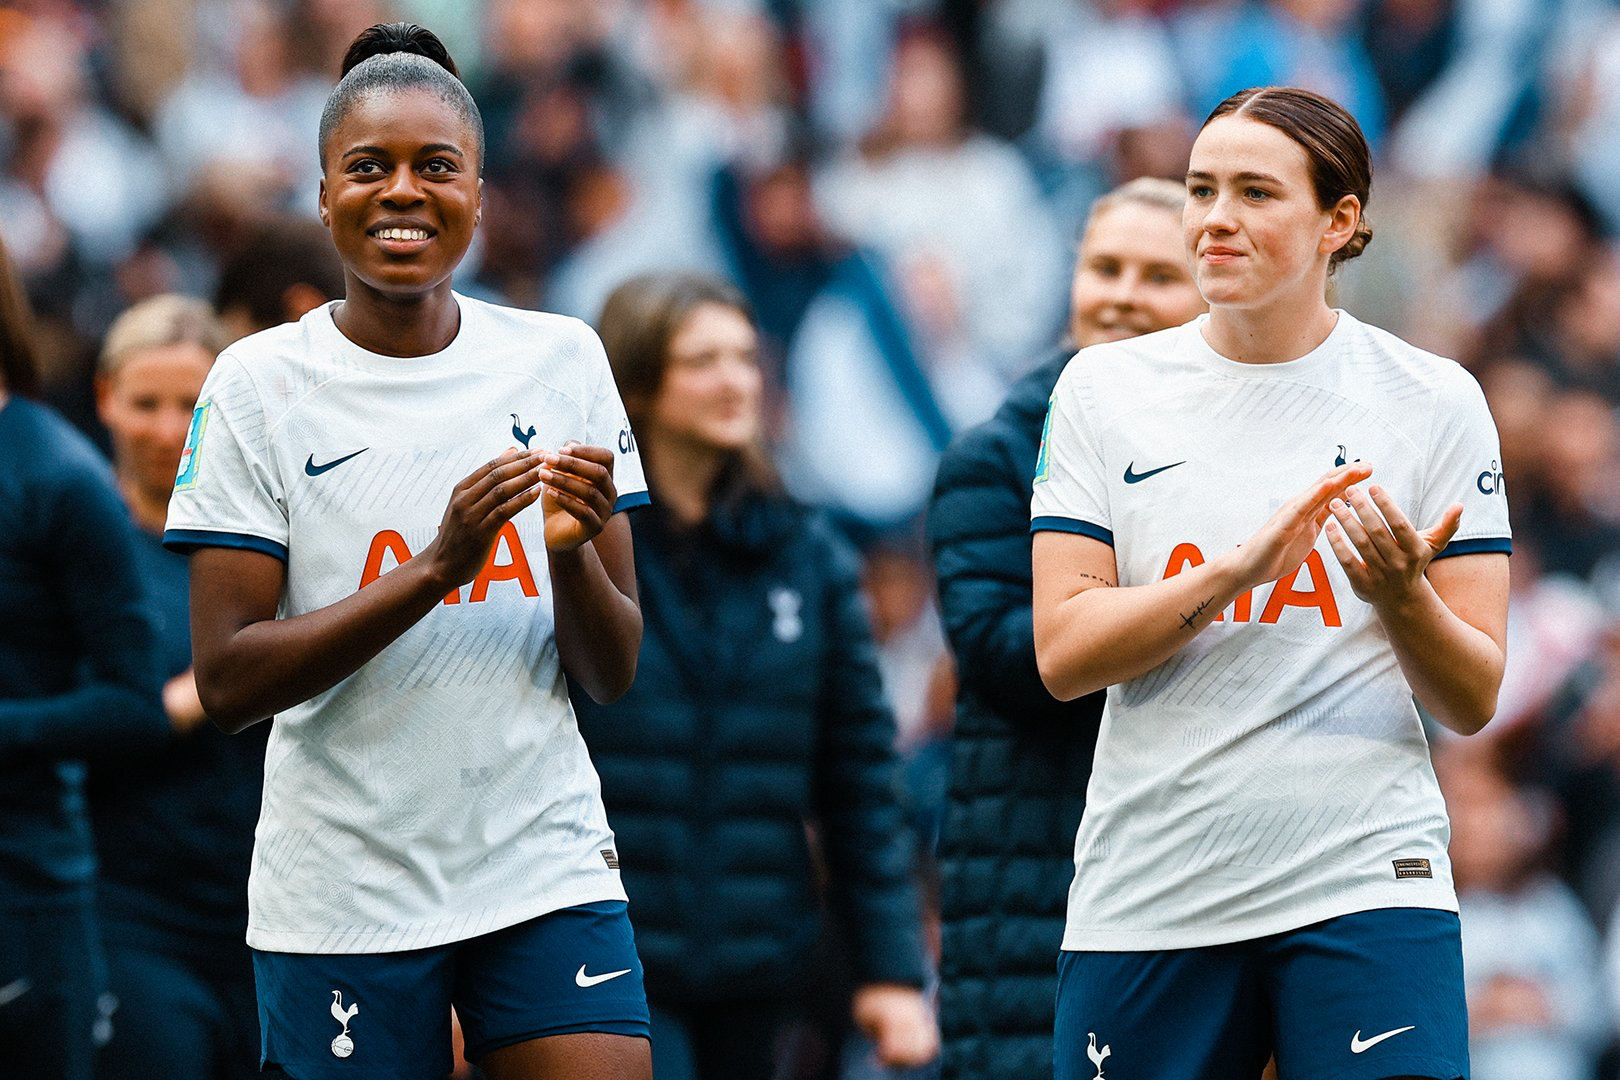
[769,587,803,643]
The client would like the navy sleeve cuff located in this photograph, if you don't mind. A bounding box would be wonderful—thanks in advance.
[614,490,651,513]
[1030,517,1114,545]
[163,529,289,562]
[1433,536,1511,560]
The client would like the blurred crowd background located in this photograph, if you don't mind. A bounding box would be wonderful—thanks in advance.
[6,0,1620,1076]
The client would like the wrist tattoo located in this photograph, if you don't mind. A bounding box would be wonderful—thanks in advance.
[1179,596,1215,631]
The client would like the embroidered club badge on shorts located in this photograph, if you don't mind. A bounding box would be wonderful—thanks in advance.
[330,990,359,1057]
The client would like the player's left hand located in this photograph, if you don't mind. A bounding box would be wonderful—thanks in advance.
[851,983,939,1069]
[538,441,617,553]
[1324,483,1462,609]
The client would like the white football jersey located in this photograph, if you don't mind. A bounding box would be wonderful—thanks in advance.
[165,295,648,953]
[1032,311,1510,951]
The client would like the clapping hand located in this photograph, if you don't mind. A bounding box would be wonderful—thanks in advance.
[1325,484,1462,610]
[537,441,617,554]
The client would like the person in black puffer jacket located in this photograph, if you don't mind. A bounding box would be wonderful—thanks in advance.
[576,271,938,1080]
[928,179,1207,1080]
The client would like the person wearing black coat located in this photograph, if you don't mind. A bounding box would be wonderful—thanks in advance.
[928,179,1207,1080]
[575,271,938,1080]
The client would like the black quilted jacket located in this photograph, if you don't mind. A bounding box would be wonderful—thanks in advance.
[574,493,927,1005]
[927,350,1105,1080]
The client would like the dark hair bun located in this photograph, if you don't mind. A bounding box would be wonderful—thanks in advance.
[341,22,459,80]
[1334,216,1374,267]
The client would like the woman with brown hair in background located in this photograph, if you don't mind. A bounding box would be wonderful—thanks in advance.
[578,271,938,1080]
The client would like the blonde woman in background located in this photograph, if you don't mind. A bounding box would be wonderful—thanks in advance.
[86,295,267,1080]
[927,177,1207,1080]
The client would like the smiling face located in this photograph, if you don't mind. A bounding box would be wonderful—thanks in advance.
[1070,200,1206,347]
[647,302,763,455]
[318,86,481,302]
[97,342,214,513]
[1183,115,1358,313]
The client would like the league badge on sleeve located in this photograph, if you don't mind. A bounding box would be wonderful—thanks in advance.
[1034,393,1056,485]
[174,400,211,491]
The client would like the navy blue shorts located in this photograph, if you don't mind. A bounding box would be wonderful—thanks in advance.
[1055,908,1468,1080]
[252,901,649,1080]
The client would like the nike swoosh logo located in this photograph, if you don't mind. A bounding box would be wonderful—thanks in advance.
[1351,1026,1416,1053]
[575,964,632,988]
[1123,460,1185,484]
[0,978,31,1007]
[305,449,369,476]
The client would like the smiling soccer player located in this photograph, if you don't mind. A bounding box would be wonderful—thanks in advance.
[164,23,652,1080]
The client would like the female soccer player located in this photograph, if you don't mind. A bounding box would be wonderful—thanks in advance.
[929,177,1206,1080]
[1032,87,1510,1080]
[0,239,166,1079]
[165,24,652,1080]
[577,271,937,1080]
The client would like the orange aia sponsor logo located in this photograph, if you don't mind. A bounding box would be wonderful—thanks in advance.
[358,522,538,604]
[1162,542,1341,627]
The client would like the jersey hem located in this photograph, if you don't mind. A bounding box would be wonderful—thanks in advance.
[244,876,629,954]
[163,528,289,562]
[1059,894,1460,952]
[1030,516,1114,544]
[1433,535,1511,559]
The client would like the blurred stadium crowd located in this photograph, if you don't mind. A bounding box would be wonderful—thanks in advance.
[7,0,1620,1076]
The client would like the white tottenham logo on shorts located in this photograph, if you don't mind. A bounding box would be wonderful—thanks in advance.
[1350,1025,1415,1053]
[1087,1032,1111,1079]
[330,990,359,1058]
[575,964,632,988]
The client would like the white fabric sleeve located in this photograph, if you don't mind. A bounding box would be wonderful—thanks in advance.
[1030,360,1113,544]
[1421,367,1512,558]
[578,323,649,513]
[163,354,290,560]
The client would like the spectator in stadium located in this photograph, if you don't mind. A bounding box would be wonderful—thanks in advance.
[1032,87,1510,1079]
[151,0,330,214]
[815,22,1065,382]
[0,12,168,272]
[85,295,264,1080]
[580,271,938,1080]
[165,23,653,1080]
[928,176,1206,1080]
[213,216,347,340]
[1440,745,1607,1080]
[0,233,166,1079]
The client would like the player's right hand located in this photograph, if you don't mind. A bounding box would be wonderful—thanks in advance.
[424,448,547,588]
[1232,462,1372,589]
